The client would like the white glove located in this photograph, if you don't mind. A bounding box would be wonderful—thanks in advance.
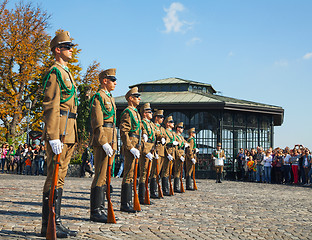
[173,141,179,146]
[180,156,185,162]
[143,134,148,142]
[191,158,196,164]
[167,154,173,161]
[146,152,153,161]
[155,153,159,159]
[161,138,166,145]
[130,147,140,159]
[49,139,63,155]
[102,143,113,157]
[184,142,190,148]
[195,148,199,153]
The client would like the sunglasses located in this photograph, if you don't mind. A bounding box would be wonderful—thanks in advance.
[107,76,117,82]
[131,94,140,98]
[177,126,184,129]
[59,44,73,50]
[145,111,152,114]
[168,120,174,123]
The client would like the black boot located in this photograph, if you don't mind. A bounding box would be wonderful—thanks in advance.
[218,173,222,183]
[138,183,145,204]
[150,178,159,199]
[162,177,170,196]
[90,186,107,223]
[55,188,78,237]
[216,172,219,183]
[186,176,194,190]
[174,178,181,193]
[40,191,69,238]
[120,183,136,213]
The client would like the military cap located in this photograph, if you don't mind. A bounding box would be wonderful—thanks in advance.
[99,68,117,82]
[176,122,184,129]
[154,109,164,118]
[140,102,152,115]
[125,87,140,100]
[50,31,74,50]
[164,116,174,125]
[217,142,222,147]
[188,127,196,134]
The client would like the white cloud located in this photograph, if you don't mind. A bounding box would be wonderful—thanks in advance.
[186,37,201,46]
[303,52,312,60]
[163,2,191,33]
[274,59,288,67]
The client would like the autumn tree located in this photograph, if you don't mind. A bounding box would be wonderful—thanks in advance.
[0,1,51,144]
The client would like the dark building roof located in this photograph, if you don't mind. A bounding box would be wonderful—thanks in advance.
[115,78,284,126]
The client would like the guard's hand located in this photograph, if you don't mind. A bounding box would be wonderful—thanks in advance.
[155,153,159,159]
[143,134,148,142]
[146,152,153,161]
[173,141,179,146]
[167,154,173,161]
[102,143,113,157]
[195,148,199,153]
[161,138,166,145]
[191,158,196,164]
[130,147,140,159]
[184,142,190,148]
[49,139,63,155]
[180,156,185,162]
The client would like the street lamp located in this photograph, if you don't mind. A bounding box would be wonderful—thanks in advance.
[25,98,32,145]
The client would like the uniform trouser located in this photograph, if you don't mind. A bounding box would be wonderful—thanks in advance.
[43,143,75,192]
[122,149,136,184]
[150,156,164,178]
[174,158,182,178]
[215,166,224,173]
[91,146,115,188]
[185,158,193,177]
[161,156,171,178]
[139,155,150,184]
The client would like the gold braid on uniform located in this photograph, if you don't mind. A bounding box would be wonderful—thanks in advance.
[42,67,78,106]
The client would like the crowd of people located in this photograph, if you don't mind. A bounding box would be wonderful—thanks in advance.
[0,143,46,175]
[236,144,312,186]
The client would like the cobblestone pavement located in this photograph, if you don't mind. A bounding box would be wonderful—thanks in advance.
[0,174,311,240]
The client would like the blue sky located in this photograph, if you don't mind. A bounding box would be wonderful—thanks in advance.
[7,0,312,149]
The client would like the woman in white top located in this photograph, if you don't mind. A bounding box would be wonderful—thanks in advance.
[263,150,273,183]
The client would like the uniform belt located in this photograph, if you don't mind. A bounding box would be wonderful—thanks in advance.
[166,143,173,148]
[60,109,77,119]
[103,122,114,128]
[129,133,140,139]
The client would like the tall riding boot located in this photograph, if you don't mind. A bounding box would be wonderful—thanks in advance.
[138,183,145,204]
[120,183,136,213]
[150,178,159,199]
[174,178,181,193]
[218,173,222,183]
[162,177,170,196]
[186,176,194,190]
[55,188,78,237]
[90,186,107,223]
[40,191,68,238]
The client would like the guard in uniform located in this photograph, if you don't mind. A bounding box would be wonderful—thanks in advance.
[150,110,167,198]
[185,128,198,190]
[41,31,78,238]
[139,103,156,204]
[120,87,142,213]
[174,122,189,193]
[89,68,117,222]
[212,143,225,183]
[162,116,179,196]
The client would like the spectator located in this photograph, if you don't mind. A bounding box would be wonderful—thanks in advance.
[80,144,94,178]
[21,143,29,174]
[255,147,264,183]
[302,149,311,185]
[290,149,300,184]
[37,145,46,175]
[7,145,15,173]
[283,148,291,184]
[263,149,273,183]
[273,149,283,184]
[246,151,255,182]
[236,148,245,181]
[25,155,32,175]
[26,146,33,175]
[15,145,23,174]
[0,143,7,173]
[33,145,40,175]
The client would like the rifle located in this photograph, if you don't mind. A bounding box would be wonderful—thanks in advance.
[106,122,116,223]
[192,151,198,190]
[144,142,156,205]
[169,159,174,196]
[180,160,185,193]
[156,153,163,198]
[46,110,69,240]
[133,129,141,212]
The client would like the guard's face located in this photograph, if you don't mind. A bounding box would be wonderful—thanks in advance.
[58,45,73,61]
[177,126,184,133]
[156,116,164,123]
[145,110,153,120]
[105,78,117,92]
[129,94,141,106]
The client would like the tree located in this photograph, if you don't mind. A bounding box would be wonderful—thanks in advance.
[0,1,51,144]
